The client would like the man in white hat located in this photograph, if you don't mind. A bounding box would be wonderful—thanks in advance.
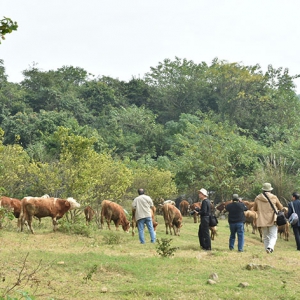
[253,183,283,254]
[195,188,211,250]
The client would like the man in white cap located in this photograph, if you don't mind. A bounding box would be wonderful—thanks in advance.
[195,188,211,250]
[253,183,283,254]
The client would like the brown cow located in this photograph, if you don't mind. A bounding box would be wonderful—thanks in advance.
[190,202,215,223]
[210,226,217,240]
[132,206,158,236]
[100,200,130,232]
[244,210,258,234]
[84,205,95,225]
[161,203,183,236]
[190,202,201,223]
[215,200,233,217]
[179,200,190,216]
[0,196,21,228]
[278,222,289,241]
[19,196,80,234]
[242,200,255,210]
[163,200,176,205]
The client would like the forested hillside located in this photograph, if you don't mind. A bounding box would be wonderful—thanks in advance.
[1,57,300,206]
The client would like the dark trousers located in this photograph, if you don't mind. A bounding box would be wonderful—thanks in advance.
[292,226,300,250]
[198,216,211,250]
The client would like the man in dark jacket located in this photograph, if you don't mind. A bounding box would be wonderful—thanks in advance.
[287,192,300,251]
[225,194,248,252]
[196,188,211,251]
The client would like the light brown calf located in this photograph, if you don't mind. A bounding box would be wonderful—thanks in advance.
[84,205,95,225]
[179,200,190,216]
[161,203,183,236]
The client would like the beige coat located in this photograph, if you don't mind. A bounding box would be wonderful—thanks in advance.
[253,192,283,227]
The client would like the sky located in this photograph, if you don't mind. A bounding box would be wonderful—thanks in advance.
[1,0,300,93]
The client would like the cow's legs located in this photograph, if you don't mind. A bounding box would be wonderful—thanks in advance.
[173,224,180,236]
[52,218,58,232]
[165,223,169,234]
[131,219,136,236]
[27,216,34,234]
[106,218,111,230]
[113,220,120,230]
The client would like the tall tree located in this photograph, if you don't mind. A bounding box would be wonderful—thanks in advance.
[145,57,213,123]
[207,59,300,146]
[21,65,88,113]
[167,113,267,199]
[25,127,133,203]
[97,105,163,160]
[0,129,30,198]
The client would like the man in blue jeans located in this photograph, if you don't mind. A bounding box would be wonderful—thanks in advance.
[132,188,156,244]
[225,194,248,252]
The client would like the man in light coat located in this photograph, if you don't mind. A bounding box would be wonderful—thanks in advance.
[132,188,156,244]
[253,183,283,254]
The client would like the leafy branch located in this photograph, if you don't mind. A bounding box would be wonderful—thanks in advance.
[0,17,18,43]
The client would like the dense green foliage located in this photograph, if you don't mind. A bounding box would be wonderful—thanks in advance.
[0,57,300,203]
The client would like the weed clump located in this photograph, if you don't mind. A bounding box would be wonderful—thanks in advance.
[83,265,98,283]
[103,233,122,245]
[156,238,178,258]
[58,217,92,237]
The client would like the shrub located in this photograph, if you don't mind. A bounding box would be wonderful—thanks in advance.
[103,232,122,245]
[58,217,92,237]
[156,238,178,258]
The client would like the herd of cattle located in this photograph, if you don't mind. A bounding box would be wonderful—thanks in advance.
[0,195,81,233]
[0,195,291,242]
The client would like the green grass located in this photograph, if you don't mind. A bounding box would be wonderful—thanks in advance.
[0,215,300,300]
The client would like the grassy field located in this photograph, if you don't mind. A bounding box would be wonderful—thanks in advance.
[0,213,299,300]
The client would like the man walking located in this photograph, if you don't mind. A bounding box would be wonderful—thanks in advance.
[225,194,248,252]
[253,183,283,254]
[132,188,156,244]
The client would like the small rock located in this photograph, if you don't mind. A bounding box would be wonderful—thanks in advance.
[238,282,249,288]
[101,287,108,293]
[207,279,217,285]
[246,263,273,270]
[209,273,218,281]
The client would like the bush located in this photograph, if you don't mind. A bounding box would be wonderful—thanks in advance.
[0,207,15,229]
[156,238,178,258]
[103,232,122,245]
[58,217,92,237]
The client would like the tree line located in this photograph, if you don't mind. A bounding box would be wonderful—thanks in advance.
[0,57,300,206]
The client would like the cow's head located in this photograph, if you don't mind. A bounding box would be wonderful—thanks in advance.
[122,220,130,232]
[66,197,81,210]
